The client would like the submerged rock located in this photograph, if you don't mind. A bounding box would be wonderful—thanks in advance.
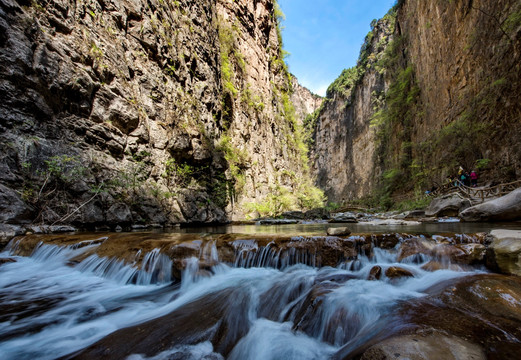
[460,188,521,222]
[0,257,17,266]
[397,238,433,263]
[359,219,421,226]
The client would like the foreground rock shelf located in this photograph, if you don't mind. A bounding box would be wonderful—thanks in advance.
[7,231,492,279]
[1,230,521,359]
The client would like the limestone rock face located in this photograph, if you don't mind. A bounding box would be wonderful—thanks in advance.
[0,0,318,226]
[460,188,521,222]
[290,76,323,124]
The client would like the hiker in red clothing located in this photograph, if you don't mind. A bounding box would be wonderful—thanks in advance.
[470,170,478,187]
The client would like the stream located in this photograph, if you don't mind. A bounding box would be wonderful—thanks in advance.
[0,222,520,359]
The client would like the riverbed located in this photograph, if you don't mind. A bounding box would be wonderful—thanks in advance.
[1,222,521,359]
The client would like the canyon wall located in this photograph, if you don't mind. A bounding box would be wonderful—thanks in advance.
[312,0,521,205]
[312,14,394,203]
[0,0,321,228]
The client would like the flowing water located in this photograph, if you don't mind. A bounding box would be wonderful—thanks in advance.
[0,226,496,360]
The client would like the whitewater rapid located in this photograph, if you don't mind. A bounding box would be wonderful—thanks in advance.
[0,236,482,359]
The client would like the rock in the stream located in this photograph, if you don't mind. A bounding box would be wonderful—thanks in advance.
[425,194,471,217]
[326,227,351,236]
[460,188,521,222]
[257,219,300,225]
[486,229,521,276]
[329,212,358,223]
[385,266,414,279]
[0,257,17,266]
[360,332,486,360]
[368,266,382,281]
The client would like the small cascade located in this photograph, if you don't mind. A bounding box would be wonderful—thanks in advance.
[234,242,319,269]
[76,250,173,285]
[0,231,501,360]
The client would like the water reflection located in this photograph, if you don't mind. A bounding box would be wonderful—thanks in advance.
[174,221,521,236]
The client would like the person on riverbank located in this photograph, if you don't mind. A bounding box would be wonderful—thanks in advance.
[456,167,464,186]
[460,172,468,187]
[470,170,478,187]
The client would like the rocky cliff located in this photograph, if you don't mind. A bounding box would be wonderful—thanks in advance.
[312,0,521,206]
[312,13,394,203]
[0,0,323,228]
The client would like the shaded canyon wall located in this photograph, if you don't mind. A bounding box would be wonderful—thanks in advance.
[0,0,321,227]
[312,0,521,204]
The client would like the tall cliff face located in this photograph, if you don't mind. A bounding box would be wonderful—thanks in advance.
[312,15,394,203]
[290,76,322,125]
[0,0,321,227]
[312,0,521,205]
[397,0,521,183]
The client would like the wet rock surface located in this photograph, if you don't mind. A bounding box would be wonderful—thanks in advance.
[393,275,521,360]
[359,331,486,360]
[3,229,521,359]
[327,227,352,236]
[486,229,521,276]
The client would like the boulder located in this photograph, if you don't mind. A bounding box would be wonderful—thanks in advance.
[425,194,471,217]
[257,219,299,225]
[368,266,382,280]
[486,229,521,275]
[304,208,330,220]
[360,332,486,360]
[0,223,24,249]
[460,188,521,222]
[0,184,34,224]
[326,227,351,236]
[106,202,133,224]
[385,266,414,279]
[281,211,306,219]
[329,212,358,223]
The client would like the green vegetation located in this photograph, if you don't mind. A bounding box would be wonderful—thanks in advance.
[326,67,362,98]
[504,10,521,34]
[246,179,326,218]
[243,3,326,217]
[216,134,249,197]
[326,7,396,99]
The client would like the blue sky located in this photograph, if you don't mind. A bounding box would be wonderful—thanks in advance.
[278,0,396,96]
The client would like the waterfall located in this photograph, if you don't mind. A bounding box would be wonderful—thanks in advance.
[0,233,489,360]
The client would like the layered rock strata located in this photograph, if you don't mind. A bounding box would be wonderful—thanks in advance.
[0,0,320,227]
